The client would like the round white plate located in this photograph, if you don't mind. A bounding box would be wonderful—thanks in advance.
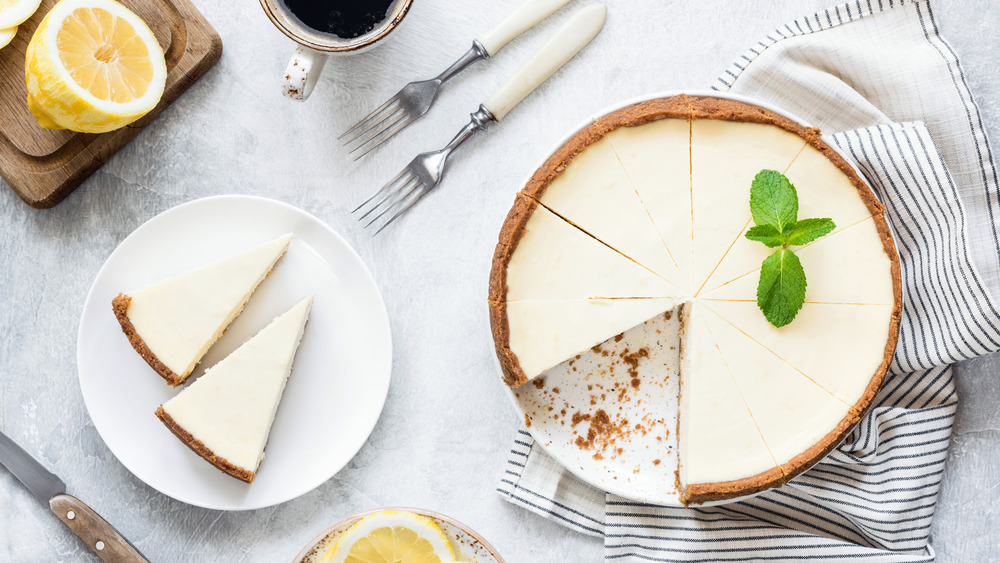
[78,195,392,510]
[294,507,505,563]
[501,90,873,507]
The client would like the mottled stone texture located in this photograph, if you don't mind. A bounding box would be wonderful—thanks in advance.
[1,0,997,561]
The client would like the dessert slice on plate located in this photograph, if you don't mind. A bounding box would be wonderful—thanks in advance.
[156,296,314,483]
[112,234,292,386]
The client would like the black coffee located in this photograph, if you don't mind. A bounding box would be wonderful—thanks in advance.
[284,0,396,39]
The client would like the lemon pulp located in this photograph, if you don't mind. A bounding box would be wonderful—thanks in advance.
[56,7,154,103]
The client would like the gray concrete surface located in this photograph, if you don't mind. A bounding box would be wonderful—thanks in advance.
[0,0,997,561]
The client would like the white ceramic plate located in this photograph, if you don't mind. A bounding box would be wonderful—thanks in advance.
[293,507,505,563]
[501,90,878,507]
[78,195,392,510]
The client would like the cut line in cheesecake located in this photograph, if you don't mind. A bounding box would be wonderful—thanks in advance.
[696,139,888,296]
[701,302,852,408]
[607,130,683,276]
[704,299,897,408]
[520,127,687,291]
[691,140,808,297]
[694,303,783,467]
[604,113,693,292]
[533,198,684,293]
[700,215,874,296]
[701,216,895,304]
[490,195,683,304]
[113,234,293,386]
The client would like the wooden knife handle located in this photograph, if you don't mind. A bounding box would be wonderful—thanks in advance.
[50,494,149,562]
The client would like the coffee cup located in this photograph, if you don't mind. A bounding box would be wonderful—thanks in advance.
[259,0,414,101]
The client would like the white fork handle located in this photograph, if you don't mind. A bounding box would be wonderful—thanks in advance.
[483,4,606,121]
[477,0,574,56]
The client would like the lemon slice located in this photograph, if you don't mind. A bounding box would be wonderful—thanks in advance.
[321,510,456,563]
[25,0,167,133]
[0,26,16,49]
[0,0,41,29]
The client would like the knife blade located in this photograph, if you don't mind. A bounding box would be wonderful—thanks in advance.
[0,430,149,562]
[0,429,66,502]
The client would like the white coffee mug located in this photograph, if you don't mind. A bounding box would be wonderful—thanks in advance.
[259,0,414,101]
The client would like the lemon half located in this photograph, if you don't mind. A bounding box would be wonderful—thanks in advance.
[321,510,457,563]
[25,0,167,133]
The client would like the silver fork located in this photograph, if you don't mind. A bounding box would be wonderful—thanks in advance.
[340,0,575,160]
[353,4,608,234]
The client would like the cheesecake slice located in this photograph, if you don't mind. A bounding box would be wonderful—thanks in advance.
[495,298,683,385]
[113,234,292,386]
[155,296,314,483]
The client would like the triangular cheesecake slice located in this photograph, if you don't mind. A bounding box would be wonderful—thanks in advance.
[155,296,313,483]
[113,234,292,386]
[496,298,683,385]
[523,134,686,290]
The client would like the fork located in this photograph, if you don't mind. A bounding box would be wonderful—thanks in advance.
[340,0,575,160]
[353,4,607,235]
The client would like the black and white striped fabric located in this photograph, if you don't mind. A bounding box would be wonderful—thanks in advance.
[497,1,1000,560]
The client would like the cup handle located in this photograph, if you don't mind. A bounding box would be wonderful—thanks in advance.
[283,46,328,101]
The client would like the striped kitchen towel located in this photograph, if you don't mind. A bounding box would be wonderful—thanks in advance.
[497,1,1000,561]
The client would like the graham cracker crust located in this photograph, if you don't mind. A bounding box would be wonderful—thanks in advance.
[112,293,186,387]
[155,406,256,484]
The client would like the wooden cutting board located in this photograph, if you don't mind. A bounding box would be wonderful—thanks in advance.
[0,0,221,208]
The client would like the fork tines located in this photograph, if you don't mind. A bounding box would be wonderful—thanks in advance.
[352,167,426,235]
[339,94,417,161]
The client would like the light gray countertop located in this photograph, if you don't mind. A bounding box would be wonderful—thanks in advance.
[1,0,997,561]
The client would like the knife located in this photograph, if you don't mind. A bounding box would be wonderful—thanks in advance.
[0,430,149,562]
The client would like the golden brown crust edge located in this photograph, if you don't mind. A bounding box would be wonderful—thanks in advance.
[682,466,787,506]
[489,195,542,388]
[155,406,256,484]
[112,294,185,387]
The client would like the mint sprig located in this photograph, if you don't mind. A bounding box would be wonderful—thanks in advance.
[745,170,835,327]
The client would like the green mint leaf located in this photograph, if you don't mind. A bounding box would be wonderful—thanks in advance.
[784,218,836,246]
[756,248,806,328]
[749,169,798,231]
[744,224,787,247]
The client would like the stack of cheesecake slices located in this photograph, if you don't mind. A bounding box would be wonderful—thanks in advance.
[489,95,902,505]
[112,233,313,483]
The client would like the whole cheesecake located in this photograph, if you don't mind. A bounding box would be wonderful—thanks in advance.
[489,95,902,505]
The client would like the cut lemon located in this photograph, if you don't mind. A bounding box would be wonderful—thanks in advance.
[25,0,167,133]
[0,26,16,49]
[0,0,41,29]
[320,510,456,563]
